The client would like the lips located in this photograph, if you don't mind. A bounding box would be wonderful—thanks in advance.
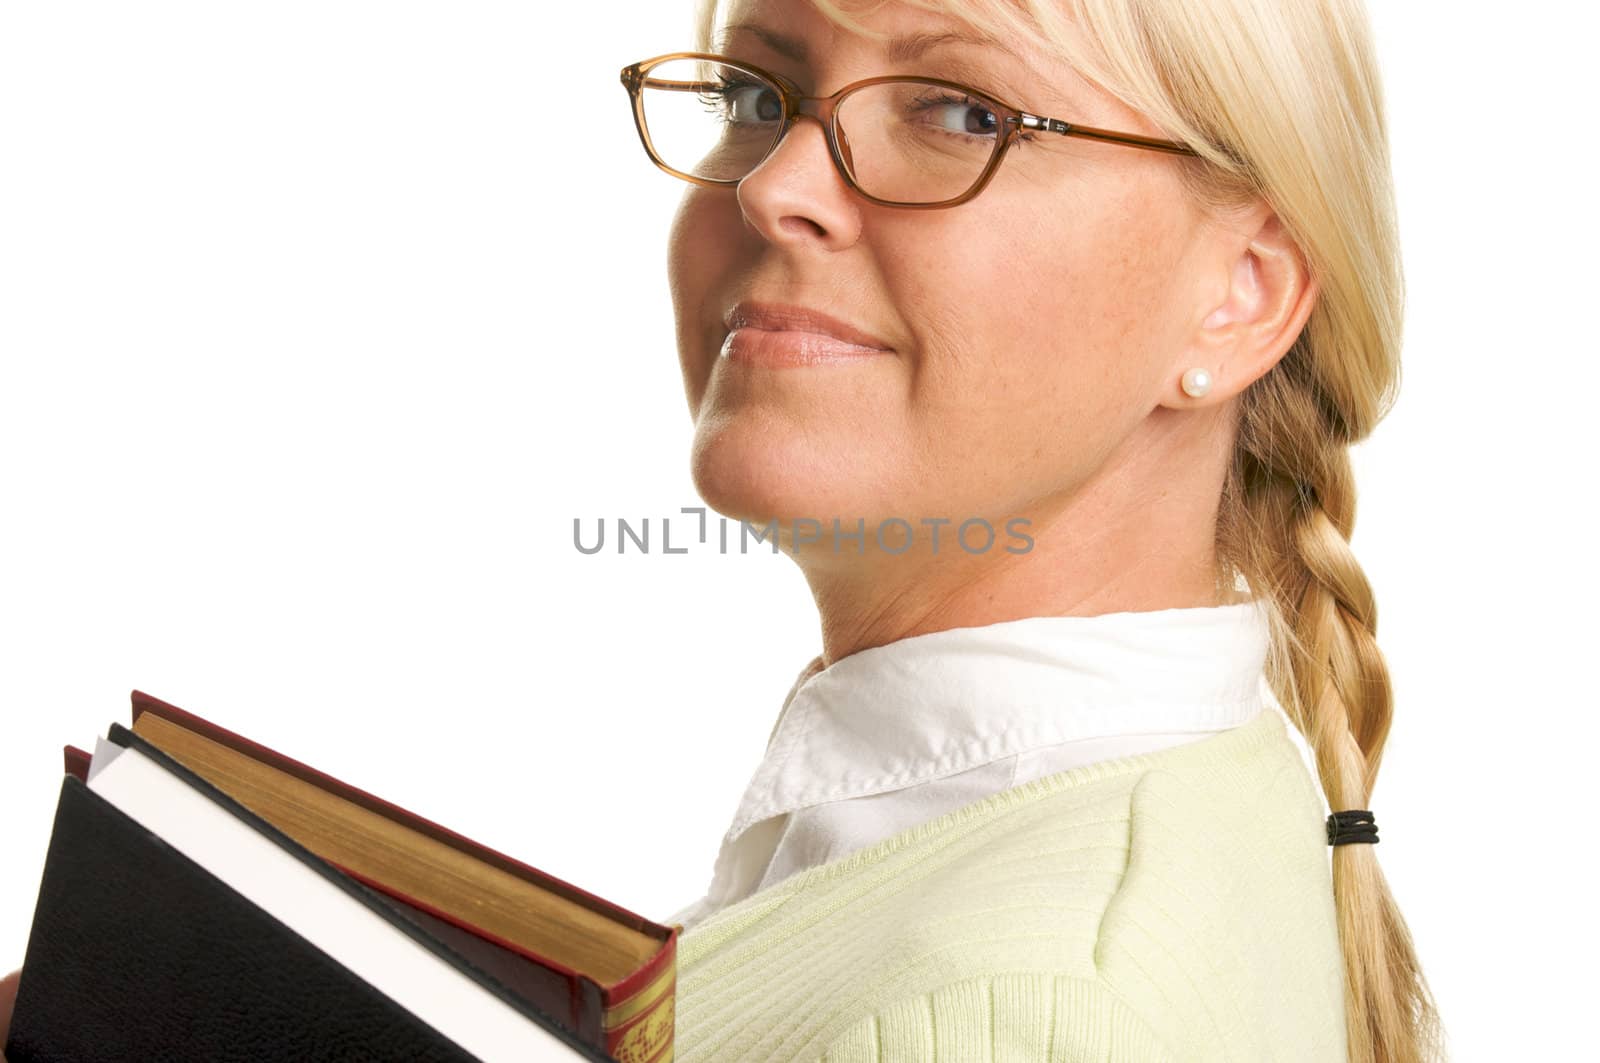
[723,301,893,351]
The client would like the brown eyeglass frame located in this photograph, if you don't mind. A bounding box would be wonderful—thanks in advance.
[619,51,1199,210]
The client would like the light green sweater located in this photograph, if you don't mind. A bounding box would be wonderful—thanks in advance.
[673,706,1347,1061]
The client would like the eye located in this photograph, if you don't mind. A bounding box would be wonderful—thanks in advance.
[703,74,783,125]
[913,91,1002,138]
[901,88,1037,149]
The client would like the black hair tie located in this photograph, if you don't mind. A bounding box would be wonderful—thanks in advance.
[1326,809,1378,845]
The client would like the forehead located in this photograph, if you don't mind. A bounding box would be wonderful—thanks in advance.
[715,0,1085,106]
[719,0,1001,56]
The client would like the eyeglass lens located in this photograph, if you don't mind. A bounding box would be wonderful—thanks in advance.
[638,58,1007,204]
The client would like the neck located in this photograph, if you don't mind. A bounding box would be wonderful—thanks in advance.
[797,409,1241,666]
[800,516,1235,667]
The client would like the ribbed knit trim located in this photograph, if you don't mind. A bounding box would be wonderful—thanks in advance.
[816,973,1179,1062]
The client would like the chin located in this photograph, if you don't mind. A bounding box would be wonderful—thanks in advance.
[689,413,885,530]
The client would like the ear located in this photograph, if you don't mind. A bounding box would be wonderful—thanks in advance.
[1164,207,1319,407]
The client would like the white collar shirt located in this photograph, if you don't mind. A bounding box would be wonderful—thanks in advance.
[669,598,1319,932]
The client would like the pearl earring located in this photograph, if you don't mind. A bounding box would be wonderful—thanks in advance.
[1181,367,1212,398]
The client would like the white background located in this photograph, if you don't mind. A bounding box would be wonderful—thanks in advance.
[1,3,1594,1059]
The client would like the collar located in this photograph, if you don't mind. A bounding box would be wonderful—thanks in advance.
[722,598,1273,844]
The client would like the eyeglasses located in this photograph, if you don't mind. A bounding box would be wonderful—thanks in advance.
[619,51,1198,210]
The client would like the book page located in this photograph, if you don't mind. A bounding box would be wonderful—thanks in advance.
[85,734,126,784]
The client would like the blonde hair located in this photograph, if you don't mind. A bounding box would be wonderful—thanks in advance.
[691,0,1444,1059]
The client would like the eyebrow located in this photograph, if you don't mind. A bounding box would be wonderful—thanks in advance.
[717,23,1017,66]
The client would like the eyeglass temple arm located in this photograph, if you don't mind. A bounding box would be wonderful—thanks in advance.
[1016,113,1197,157]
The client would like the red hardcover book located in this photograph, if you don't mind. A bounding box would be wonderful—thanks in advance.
[42,690,681,1063]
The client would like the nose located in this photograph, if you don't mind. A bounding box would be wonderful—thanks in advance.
[734,105,863,249]
[783,100,857,175]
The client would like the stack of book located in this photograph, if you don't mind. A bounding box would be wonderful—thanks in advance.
[4,691,680,1062]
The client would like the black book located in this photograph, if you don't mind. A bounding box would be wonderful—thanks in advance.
[6,722,624,1062]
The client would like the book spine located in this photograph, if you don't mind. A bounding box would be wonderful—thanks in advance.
[601,930,677,1063]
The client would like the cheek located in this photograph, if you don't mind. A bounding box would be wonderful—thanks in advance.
[898,191,1191,489]
[667,189,742,408]
[1018,198,1186,368]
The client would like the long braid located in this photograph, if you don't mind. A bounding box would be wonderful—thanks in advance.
[1219,344,1446,1062]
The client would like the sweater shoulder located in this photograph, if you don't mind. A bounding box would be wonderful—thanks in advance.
[833,709,1347,1056]
[1089,717,1348,1059]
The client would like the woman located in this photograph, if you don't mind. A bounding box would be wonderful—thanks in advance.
[1,0,1442,1061]
[630,0,1443,1060]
